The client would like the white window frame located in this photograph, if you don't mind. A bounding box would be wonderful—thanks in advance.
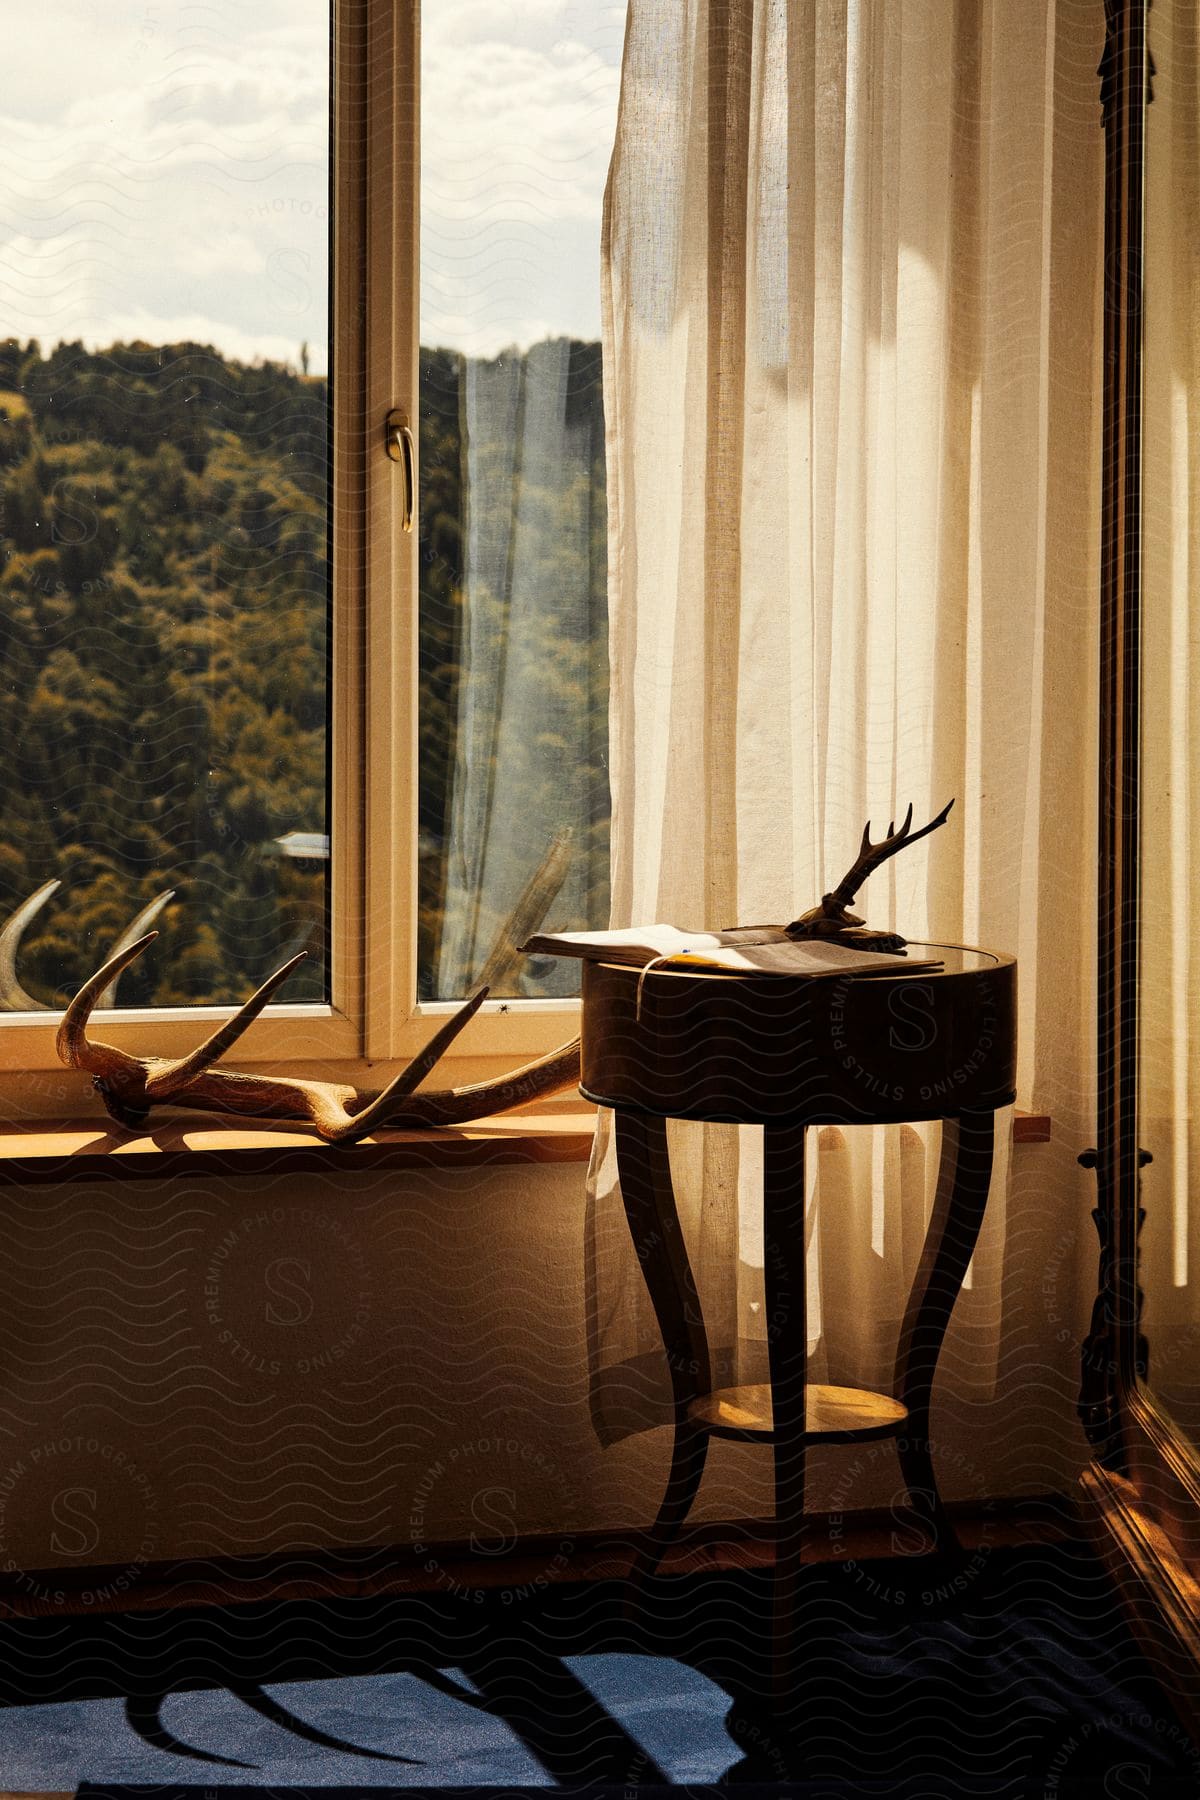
[0,0,581,1097]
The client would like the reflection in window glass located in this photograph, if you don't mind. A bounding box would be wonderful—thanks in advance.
[0,1,330,1009]
[418,3,623,999]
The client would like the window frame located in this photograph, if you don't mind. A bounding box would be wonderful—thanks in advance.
[0,0,581,1097]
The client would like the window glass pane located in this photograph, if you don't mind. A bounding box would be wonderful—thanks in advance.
[0,1,330,1010]
[418,2,623,1000]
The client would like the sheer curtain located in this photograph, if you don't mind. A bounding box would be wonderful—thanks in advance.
[586,0,1103,1455]
[427,342,610,1000]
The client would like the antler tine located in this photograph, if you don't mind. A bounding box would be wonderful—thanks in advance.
[831,798,951,906]
[327,987,490,1144]
[382,1037,582,1130]
[97,890,176,1009]
[900,796,952,846]
[56,932,159,1083]
[146,951,309,1100]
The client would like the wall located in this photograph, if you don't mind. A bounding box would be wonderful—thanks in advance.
[0,1128,1095,1605]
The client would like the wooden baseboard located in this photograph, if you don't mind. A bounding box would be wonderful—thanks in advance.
[0,1493,1078,1620]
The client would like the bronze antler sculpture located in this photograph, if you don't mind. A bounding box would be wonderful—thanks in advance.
[784,799,953,952]
[57,935,581,1143]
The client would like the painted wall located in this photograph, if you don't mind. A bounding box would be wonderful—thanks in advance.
[0,1137,1091,1602]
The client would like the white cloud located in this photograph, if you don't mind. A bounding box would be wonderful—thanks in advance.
[0,1,327,367]
[420,3,624,353]
[0,0,626,364]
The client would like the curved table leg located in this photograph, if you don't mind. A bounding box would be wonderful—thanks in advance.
[893,1109,995,1550]
[615,1109,712,1591]
[763,1119,808,1722]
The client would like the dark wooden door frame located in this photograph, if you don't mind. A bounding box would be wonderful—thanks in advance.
[1082,0,1200,1732]
[1080,0,1147,1467]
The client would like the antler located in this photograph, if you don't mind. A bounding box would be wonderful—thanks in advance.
[0,882,176,1012]
[57,935,581,1141]
[786,799,954,945]
[823,798,954,913]
[0,880,60,1011]
[96,890,176,1007]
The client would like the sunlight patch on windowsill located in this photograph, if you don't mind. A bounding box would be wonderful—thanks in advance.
[0,1107,598,1183]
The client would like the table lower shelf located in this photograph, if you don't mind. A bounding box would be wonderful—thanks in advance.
[687,1382,908,1443]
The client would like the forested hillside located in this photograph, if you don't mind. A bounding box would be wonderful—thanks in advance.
[0,339,328,1008]
[0,336,609,1010]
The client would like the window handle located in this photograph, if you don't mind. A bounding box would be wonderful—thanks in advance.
[384,408,416,532]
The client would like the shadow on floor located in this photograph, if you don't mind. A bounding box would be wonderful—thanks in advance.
[0,1541,1195,1796]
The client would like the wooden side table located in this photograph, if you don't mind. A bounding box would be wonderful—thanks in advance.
[579,943,1016,1709]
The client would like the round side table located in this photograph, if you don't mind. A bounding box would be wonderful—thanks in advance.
[579,943,1016,1710]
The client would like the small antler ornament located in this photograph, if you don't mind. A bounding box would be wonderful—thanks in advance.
[785,799,954,952]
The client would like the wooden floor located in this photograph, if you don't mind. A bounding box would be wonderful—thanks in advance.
[0,1494,1077,1620]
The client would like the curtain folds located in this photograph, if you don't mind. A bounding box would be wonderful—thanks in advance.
[586,0,1103,1451]
[426,343,611,1002]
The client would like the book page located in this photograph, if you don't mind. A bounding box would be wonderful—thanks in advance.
[520,924,723,965]
[522,926,942,979]
[669,941,943,977]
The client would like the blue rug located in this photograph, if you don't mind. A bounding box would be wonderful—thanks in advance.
[0,1543,1195,1795]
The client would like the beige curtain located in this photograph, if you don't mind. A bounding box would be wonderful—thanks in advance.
[587,0,1103,1466]
[1140,0,1200,1433]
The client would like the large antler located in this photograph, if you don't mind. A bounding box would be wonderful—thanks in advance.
[57,935,581,1141]
[787,799,954,947]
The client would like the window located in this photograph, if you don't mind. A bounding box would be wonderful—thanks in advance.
[415,4,619,1003]
[0,0,334,1037]
[0,0,623,1085]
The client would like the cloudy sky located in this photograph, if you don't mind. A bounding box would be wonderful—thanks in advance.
[0,0,625,372]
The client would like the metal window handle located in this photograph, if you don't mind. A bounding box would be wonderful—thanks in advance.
[385,408,416,532]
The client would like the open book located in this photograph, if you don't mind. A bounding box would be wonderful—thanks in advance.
[520,925,943,979]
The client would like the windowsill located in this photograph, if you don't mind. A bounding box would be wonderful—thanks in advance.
[0,1106,1052,1183]
[0,1103,599,1184]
